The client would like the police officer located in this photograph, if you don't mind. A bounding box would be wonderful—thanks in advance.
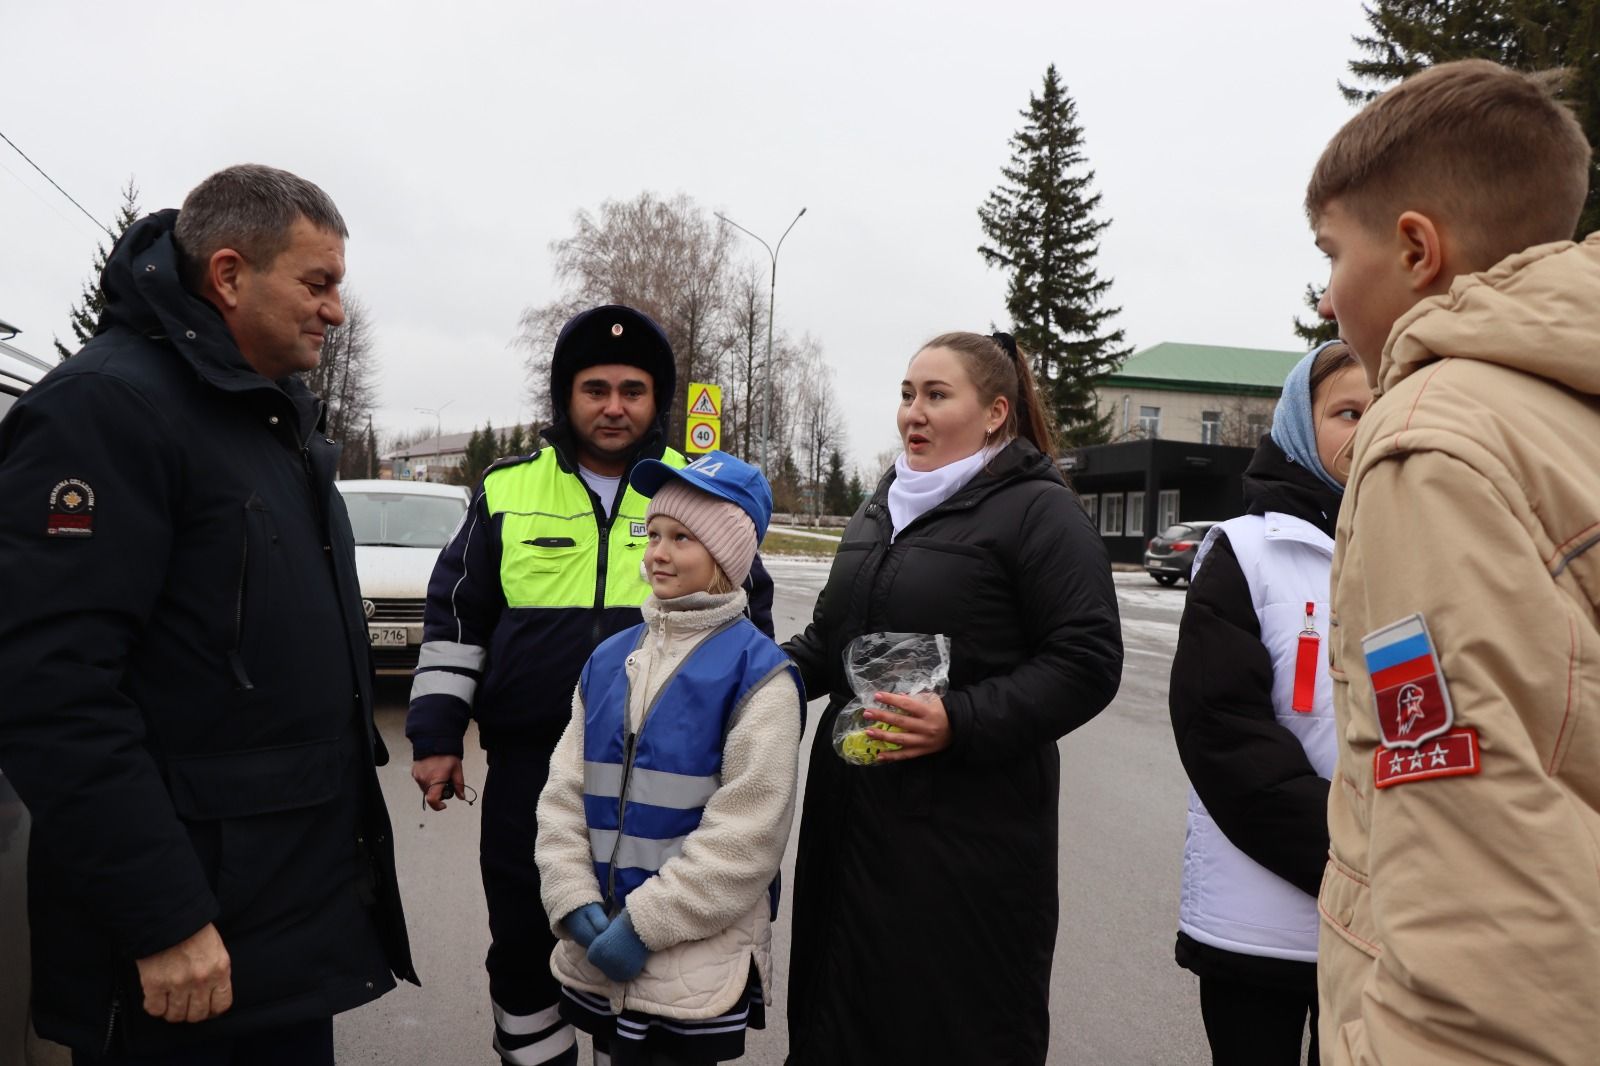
[406,305,774,1066]
[0,164,415,1064]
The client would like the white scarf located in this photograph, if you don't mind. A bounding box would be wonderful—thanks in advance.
[887,444,998,541]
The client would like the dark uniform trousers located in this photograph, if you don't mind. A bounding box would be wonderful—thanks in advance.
[483,744,580,1066]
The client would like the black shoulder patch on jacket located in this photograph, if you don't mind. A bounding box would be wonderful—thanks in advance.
[483,446,545,478]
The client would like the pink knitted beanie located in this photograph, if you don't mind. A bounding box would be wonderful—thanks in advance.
[646,480,758,588]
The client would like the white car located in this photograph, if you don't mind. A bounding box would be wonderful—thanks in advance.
[0,334,50,420]
[336,479,469,675]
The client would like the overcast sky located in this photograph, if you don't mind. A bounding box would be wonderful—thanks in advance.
[4,1,1369,469]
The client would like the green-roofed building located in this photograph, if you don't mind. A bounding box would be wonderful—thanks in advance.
[1095,342,1303,446]
[1064,340,1313,569]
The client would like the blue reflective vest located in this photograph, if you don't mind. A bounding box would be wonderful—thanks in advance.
[579,616,798,912]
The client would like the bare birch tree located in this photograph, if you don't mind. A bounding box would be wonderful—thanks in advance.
[720,262,768,460]
[516,192,737,445]
[301,293,380,478]
[792,336,844,519]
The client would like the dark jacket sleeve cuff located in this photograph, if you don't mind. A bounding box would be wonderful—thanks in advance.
[125,891,219,960]
[410,735,466,760]
[941,689,976,763]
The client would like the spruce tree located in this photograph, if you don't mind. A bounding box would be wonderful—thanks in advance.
[845,471,866,514]
[1339,0,1599,238]
[55,179,142,361]
[979,64,1130,448]
[822,449,849,515]
[770,451,803,515]
[1292,285,1341,347]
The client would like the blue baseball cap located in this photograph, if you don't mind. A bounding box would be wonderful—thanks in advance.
[630,450,775,541]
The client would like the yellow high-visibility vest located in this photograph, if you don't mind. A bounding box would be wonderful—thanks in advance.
[483,447,689,609]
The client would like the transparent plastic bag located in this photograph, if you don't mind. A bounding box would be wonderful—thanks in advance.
[831,632,951,766]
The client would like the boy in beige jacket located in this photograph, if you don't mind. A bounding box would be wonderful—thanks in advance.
[536,451,802,1065]
[1306,60,1600,1063]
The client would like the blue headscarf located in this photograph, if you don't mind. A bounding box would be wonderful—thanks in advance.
[1269,340,1347,494]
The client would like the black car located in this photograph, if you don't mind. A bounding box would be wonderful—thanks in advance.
[1143,521,1220,586]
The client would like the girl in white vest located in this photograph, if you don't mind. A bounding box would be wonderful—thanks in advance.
[536,451,803,1066]
[1168,342,1369,1065]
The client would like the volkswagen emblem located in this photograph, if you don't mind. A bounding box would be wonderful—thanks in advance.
[362,599,376,620]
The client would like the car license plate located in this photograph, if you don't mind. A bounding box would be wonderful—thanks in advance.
[369,626,408,647]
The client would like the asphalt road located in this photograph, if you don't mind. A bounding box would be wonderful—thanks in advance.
[336,564,1221,1066]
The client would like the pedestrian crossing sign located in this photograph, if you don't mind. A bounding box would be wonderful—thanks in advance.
[685,382,722,455]
[688,384,721,418]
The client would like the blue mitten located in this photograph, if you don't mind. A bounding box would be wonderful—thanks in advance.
[587,909,649,982]
[562,903,610,949]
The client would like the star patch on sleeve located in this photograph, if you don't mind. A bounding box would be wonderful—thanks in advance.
[1363,613,1480,788]
[1374,728,1480,788]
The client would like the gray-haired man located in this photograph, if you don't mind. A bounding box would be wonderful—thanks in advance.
[0,164,415,1064]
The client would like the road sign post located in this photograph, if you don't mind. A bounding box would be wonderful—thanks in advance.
[685,382,723,455]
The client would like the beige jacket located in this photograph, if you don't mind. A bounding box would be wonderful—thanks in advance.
[1319,233,1600,1064]
[535,589,802,1019]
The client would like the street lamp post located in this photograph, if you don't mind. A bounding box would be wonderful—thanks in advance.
[714,207,806,472]
[414,400,454,482]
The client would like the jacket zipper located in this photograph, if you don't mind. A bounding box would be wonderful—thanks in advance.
[606,729,636,912]
[228,526,254,689]
[591,516,612,647]
[101,994,120,1055]
[588,482,622,647]
[604,617,668,912]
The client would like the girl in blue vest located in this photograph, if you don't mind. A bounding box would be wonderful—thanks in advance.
[1168,341,1370,1065]
[535,450,803,1066]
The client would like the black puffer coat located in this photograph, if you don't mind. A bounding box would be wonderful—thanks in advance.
[0,210,415,1055]
[783,439,1122,1066]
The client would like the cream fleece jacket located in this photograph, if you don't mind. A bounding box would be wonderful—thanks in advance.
[535,589,802,1017]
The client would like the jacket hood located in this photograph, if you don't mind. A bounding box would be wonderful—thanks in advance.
[98,209,318,428]
[1379,232,1600,398]
[1241,434,1343,538]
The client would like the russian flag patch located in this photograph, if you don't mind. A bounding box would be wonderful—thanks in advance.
[1362,613,1456,748]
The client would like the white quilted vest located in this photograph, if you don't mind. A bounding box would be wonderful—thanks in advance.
[1177,512,1336,962]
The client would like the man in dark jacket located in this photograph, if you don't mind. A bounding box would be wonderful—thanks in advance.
[405,305,774,1066]
[0,164,415,1064]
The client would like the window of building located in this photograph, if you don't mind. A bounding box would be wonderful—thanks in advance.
[1158,489,1180,530]
[1081,494,1098,526]
[1138,406,1161,438]
[1246,413,1269,441]
[1200,411,1221,445]
[1126,492,1145,538]
[1100,492,1124,536]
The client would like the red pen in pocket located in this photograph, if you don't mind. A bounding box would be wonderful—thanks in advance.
[1293,601,1318,713]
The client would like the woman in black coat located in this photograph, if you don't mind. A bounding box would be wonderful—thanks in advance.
[783,331,1123,1066]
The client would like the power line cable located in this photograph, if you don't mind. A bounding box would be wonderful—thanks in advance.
[0,129,114,239]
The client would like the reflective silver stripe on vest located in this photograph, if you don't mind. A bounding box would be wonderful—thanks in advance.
[588,828,687,872]
[584,762,718,809]
[417,640,487,673]
[410,669,478,703]
[584,761,625,798]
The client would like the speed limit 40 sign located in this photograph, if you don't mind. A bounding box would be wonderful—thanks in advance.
[685,382,722,454]
[687,418,719,452]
